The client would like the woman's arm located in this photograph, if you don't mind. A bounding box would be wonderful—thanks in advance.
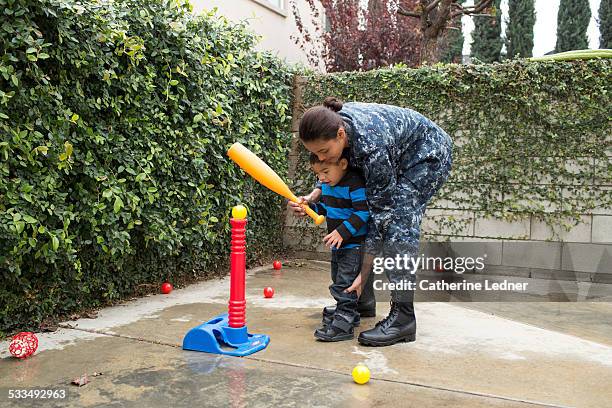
[344,252,375,297]
[362,148,397,255]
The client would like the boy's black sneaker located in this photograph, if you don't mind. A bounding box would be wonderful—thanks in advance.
[322,300,376,321]
[314,316,354,342]
[322,306,361,328]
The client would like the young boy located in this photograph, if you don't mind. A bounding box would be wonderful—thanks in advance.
[308,150,370,342]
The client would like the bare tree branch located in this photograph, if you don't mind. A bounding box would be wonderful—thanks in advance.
[397,6,422,18]
[460,0,493,14]
[451,0,493,18]
[426,0,442,12]
[396,0,495,64]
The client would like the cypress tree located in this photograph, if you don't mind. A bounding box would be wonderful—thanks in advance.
[599,0,612,48]
[440,0,465,63]
[471,0,502,62]
[506,0,536,58]
[555,0,591,52]
[440,24,464,63]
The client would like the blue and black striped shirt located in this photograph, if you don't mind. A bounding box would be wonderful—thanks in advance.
[310,169,370,250]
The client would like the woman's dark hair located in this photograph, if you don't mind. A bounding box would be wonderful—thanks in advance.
[299,97,344,142]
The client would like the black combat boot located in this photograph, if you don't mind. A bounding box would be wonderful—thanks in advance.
[357,301,416,347]
[314,315,355,342]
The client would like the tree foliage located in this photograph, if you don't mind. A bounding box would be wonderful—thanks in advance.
[439,0,465,63]
[471,0,502,62]
[556,0,591,52]
[398,0,494,64]
[0,0,294,335]
[506,0,536,58]
[599,0,612,48]
[292,0,422,72]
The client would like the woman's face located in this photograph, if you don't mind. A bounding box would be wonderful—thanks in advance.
[302,128,347,162]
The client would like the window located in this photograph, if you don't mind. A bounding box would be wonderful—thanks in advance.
[251,0,287,17]
[265,0,284,9]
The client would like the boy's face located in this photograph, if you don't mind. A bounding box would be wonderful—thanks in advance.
[312,159,348,187]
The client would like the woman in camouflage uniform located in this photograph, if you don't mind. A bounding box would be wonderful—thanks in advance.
[290,97,452,346]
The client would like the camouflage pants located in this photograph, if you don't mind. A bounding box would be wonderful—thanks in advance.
[378,138,452,302]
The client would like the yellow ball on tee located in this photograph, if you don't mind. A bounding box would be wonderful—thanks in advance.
[232,205,247,219]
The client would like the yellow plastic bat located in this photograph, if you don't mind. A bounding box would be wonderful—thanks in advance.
[227,142,325,225]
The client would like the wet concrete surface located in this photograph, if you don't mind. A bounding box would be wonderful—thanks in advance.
[1,261,611,407]
[458,302,612,347]
[0,335,536,408]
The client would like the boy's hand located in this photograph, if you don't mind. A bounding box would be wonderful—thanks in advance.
[288,188,321,216]
[323,230,343,249]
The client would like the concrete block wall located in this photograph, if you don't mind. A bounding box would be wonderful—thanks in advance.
[282,77,612,282]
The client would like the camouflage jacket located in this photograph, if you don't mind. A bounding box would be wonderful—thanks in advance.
[320,102,452,253]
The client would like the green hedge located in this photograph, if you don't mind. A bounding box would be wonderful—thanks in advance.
[0,0,294,335]
[292,60,611,239]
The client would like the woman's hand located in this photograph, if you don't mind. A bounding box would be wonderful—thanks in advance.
[323,230,343,249]
[287,188,321,216]
[344,253,374,298]
[344,273,362,297]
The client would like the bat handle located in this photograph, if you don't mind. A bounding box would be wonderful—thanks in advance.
[301,203,325,225]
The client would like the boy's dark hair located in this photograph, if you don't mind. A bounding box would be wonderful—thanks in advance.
[309,153,323,165]
[309,149,351,166]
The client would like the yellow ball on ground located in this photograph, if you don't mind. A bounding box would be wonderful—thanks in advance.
[232,205,247,219]
[352,364,371,384]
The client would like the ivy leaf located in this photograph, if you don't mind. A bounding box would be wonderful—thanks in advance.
[36,145,48,155]
[113,196,124,213]
[23,215,37,223]
[64,141,73,157]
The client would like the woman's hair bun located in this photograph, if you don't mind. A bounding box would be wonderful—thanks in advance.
[322,96,343,112]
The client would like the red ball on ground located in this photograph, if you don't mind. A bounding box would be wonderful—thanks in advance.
[263,287,274,298]
[9,332,38,359]
[273,260,282,270]
[161,282,173,294]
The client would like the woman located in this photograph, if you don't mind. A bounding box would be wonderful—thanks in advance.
[289,97,452,347]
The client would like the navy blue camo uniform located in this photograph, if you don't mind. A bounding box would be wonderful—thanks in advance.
[310,168,369,324]
[330,102,452,301]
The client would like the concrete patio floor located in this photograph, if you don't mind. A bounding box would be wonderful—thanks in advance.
[1,260,611,407]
